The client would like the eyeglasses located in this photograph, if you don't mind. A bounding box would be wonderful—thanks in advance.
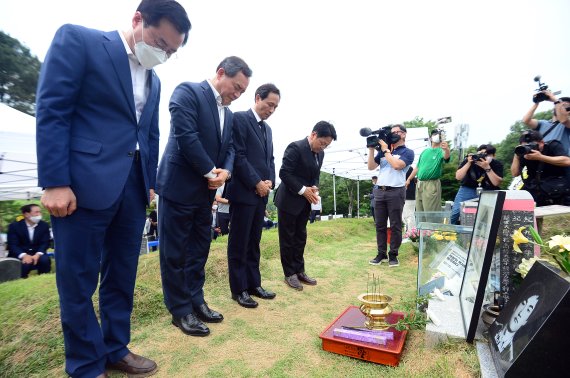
[392,130,405,135]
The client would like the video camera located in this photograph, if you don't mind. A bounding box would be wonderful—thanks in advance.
[532,75,562,103]
[359,125,400,151]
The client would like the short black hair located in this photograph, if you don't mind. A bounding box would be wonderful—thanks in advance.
[255,83,280,101]
[392,124,407,133]
[20,204,40,214]
[483,144,497,155]
[520,130,543,143]
[137,0,191,45]
[312,121,337,141]
[559,97,570,103]
[430,129,439,135]
[372,176,378,180]
[217,56,252,78]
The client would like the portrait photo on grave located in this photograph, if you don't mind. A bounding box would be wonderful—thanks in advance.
[459,191,506,343]
[488,260,569,377]
[491,282,544,363]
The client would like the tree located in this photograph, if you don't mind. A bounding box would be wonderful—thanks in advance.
[404,116,437,132]
[0,31,41,116]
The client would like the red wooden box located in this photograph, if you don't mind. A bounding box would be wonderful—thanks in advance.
[319,306,408,366]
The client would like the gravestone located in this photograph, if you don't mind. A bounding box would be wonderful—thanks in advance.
[461,191,536,304]
[491,191,535,304]
[0,257,21,283]
[489,261,569,377]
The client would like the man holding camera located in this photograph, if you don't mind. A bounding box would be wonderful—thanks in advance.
[511,130,570,206]
[406,129,450,212]
[450,145,503,224]
[522,91,570,153]
[367,125,414,267]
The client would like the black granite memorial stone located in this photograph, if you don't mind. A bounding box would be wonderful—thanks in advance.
[489,261,569,377]
[0,257,21,283]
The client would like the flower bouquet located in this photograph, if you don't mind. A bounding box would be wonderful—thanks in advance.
[512,226,570,278]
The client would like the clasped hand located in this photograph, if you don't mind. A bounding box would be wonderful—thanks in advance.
[255,180,272,197]
[303,186,320,204]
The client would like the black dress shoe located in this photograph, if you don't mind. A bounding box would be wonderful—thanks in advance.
[232,291,258,308]
[195,303,224,323]
[106,352,157,377]
[284,274,303,291]
[248,286,276,299]
[172,314,210,336]
[297,272,317,285]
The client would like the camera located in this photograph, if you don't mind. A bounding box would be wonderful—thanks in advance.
[515,143,539,156]
[470,152,488,161]
[359,125,400,151]
[532,75,562,103]
[532,75,549,103]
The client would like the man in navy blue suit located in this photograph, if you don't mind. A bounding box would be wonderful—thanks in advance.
[7,204,51,278]
[35,1,190,377]
[156,56,251,337]
[226,83,280,308]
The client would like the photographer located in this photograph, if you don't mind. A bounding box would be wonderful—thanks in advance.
[367,124,414,267]
[406,129,451,212]
[522,92,570,153]
[450,144,503,224]
[511,130,570,206]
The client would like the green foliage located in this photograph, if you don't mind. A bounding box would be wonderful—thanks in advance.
[0,31,41,116]
[0,200,51,234]
[403,116,437,133]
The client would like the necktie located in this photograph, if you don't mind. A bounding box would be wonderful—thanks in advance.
[314,153,319,165]
[258,120,267,141]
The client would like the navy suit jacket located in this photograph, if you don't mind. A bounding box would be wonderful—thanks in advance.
[156,81,235,205]
[226,109,275,206]
[274,138,324,215]
[7,220,50,258]
[36,24,160,210]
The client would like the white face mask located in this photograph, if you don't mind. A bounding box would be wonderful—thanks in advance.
[30,215,42,224]
[134,22,168,70]
[431,135,441,144]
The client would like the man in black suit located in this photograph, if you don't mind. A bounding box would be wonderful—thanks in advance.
[156,56,252,337]
[7,204,51,278]
[274,121,337,290]
[226,83,280,308]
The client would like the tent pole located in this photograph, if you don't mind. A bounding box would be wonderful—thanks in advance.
[357,176,360,218]
[333,168,337,216]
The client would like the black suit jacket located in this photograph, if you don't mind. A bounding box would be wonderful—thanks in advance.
[226,110,275,206]
[7,219,50,258]
[156,81,235,206]
[274,138,323,215]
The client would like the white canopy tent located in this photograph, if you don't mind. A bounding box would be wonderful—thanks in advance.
[0,103,42,201]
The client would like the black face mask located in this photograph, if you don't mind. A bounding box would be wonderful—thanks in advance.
[389,132,401,144]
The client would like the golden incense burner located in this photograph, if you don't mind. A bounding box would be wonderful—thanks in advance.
[358,293,393,330]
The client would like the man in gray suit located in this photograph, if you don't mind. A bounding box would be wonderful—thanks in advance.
[156,56,251,337]
[274,121,337,291]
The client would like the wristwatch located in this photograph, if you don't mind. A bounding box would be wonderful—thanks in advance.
[485,168,491,172]
[384,149,391,154]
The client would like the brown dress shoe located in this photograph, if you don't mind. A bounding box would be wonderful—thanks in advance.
[95,374,109,378]
[285,274,303,290]
[297,272,317,285]
[107,352,158,377]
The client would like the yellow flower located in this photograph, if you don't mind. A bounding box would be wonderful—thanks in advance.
[512,226,529,253]
[433,232,444,241]
[547,235,570,252]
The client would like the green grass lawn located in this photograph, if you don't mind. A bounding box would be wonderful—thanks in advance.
[0,218,481,377]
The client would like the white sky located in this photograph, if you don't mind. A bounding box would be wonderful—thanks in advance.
[1,0,569,179]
